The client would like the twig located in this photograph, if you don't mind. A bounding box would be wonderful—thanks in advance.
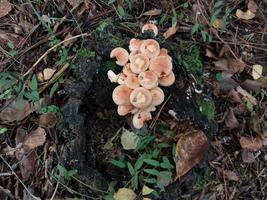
[50,181,59,200]
[23,33,90,77]
[0,155,41,200]
[0,186,15,200]
[149,95,171,129]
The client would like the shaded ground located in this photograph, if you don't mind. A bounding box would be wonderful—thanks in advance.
[0,0,266,200]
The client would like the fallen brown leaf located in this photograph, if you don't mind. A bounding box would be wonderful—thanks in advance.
[224,109,239,130]
[163,26,177,39]
[205,48,216,58]
[248,0,258,13]
[223,170,239,181]
[38,112,57,128]
[0,100,36,123]
[23,127,46,150]
[241,79,262,92]
[239,136,263,151]
[143,8,162,16]
[241,150,255,163]
[227,89,242,103]
[43,68,56,81]
[175,130,208,179]
[236,86,257,105]
[0,0,12,18]
[218,77,239,92]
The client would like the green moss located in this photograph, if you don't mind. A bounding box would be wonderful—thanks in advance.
[78,48,96,58]
[182,45,203,76]
[105,60,117,71]
[197,97,215,120]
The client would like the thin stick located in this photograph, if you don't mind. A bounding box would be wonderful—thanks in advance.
[23,33,90,77]
[50,181,59,200]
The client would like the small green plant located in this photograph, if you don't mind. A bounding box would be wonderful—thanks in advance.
[0,127,8,135]
[7,41,18,57]
[197,97,215,120]
[110,126,175,198]
[194,167,213,191]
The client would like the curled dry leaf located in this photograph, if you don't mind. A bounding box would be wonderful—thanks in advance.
[23,127,46,150]
[225,109,239,130]
[175,130,208,179]
[239,136,263,151]
[251,64,263,80]
[241,150,255,163]
[0,0,12,18]
[223,170,239,182]
[143,8,162,16]
[0,100,36,123]
[236,9,255,20]
[38,112,57,128]
[241,79,262,92]
[114,188,136,200]
[227,89,242,103]
[163,26,177,39]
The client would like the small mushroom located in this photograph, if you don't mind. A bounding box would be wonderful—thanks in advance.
[118,73,127,84]
[150,56,173,77]
[110,47,129,66]
[138,70,158,89]
[123,63,133,76]
[132,111,152,129]
[130,87,152,108]
[159,48,168,56]
[125,74,139,89]
[107,70,119,83]
[140,39,160,58]
[150,87,165,106]
[142,23,158,36]
[129,38,142,52]
[117,105,133,116]
[129,53,150,74]
[159,71,175,86]
[112,85,132,105]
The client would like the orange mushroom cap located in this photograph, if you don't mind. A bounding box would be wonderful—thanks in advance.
[149,56,173,77]
[159,71,175,86]
[140,39,160,58]
[110,47,129,66]
[125,74,139,89]
[141,23,158,36]
[130,87,152,108]
[159,48,168,56]
[117,105,133,116]
[150,87,165,106]
[112,85,132,105]
[132,111,152,129]
[138,70,158,89]
[118,73,127,84]
[129,38,142,52]
[129,53,150,74]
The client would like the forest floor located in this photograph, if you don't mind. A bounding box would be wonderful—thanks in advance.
[0,0,266,200]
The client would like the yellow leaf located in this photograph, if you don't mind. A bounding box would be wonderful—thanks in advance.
[114,188,136,200]
[163,26,177,39]
[236,9,255,20]
[143,9,162,16]
[212,18,222,29]
[251,64,263,80]
[142,185,154,195]
[43,68,56,81]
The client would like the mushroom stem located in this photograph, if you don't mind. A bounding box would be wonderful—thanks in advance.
[107,70,120,83]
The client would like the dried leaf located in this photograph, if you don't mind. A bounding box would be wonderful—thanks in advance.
[218,77,239,92]
[63,33,74,46]
[213,59,228,71]
[225,109,239,130]
[0,100,36,123]
[248,0,258,13]
[241,150,255,163]
[228,58,246,73]
[43,68,56,81]
[19,151,36,181]
[23,127,46,150]
[142,185,154,195]
[223,170,239,181]
[143,8,162,16]
[236,86,257,105]
[241,79,262,92]
[120,128,140,150]
[163,26,177,39]
[236,9,255,20]
[114,188,136,200]
[205,48,216,58]
[38,112,57,128]
[0,0,12,18]
[251,64,263,80]
[239,136,263,151]
[66,0,83,7]
[175,130,208,179]
[227,89,242,103]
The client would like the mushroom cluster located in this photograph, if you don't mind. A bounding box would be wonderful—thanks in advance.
[107,24,175,129]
